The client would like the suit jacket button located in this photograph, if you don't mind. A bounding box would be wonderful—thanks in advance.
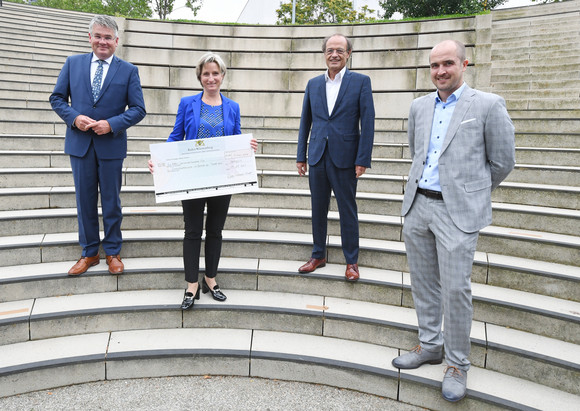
[415,179,419,183]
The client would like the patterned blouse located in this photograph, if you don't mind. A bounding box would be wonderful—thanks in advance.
[197,101,225,138]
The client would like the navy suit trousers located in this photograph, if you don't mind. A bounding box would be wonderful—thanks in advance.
[70,142,123,257]
[308,149,359,263]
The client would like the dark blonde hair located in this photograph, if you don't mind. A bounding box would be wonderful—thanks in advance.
[196,52,227,83]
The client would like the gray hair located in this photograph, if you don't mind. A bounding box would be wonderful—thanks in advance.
[322,34,353,53]
[89,15,118,38]
[196,52,227,83]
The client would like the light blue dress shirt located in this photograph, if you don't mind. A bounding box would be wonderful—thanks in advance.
[419,83,466,192]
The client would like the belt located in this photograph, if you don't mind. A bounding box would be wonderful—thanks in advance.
[417,188,443,200]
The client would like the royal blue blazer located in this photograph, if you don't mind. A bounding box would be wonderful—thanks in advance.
[167,92,241,141]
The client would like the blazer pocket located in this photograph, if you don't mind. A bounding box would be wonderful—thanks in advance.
[460,118,476,125]
[464,178,491,193]
[343,133,358,141]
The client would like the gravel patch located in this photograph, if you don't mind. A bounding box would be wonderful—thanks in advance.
[0,375,426,410]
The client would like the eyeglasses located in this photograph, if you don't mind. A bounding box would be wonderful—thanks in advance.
[92,34,116,42]
[325,48,347,56]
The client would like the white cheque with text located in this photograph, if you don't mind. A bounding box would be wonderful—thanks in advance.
[150,133,259,203]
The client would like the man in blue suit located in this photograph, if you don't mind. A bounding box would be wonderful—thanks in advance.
[50,15,146,276]
[296,34,375,281]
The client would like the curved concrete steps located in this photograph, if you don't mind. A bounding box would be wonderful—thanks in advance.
[1,328,579,409]
[1,257,579,344]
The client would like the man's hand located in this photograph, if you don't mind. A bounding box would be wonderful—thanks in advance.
[88,120,112,135]
[74,115,96,132]
[355,165,367,179]
[297,162,307,176]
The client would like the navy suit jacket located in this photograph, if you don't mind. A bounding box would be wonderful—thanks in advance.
[50,52,146,160]
[297,69,374,168]
[167,92,241,141]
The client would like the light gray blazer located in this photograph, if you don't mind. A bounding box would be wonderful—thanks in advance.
[401,84,516,233]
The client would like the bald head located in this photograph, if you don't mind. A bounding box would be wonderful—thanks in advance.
[429,40,468,101]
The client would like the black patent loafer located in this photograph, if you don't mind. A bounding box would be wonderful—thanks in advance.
[202,278,227,301]
[180,287,200,310]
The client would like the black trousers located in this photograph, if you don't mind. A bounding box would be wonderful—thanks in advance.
[182,195,231,284]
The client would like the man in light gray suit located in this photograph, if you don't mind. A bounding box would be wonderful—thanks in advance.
[392,40,515,402]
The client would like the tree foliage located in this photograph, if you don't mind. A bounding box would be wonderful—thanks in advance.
[379,0,507,19]
[185,0,203,17]
[31,0,151,18]
[276,0,376,25]
[151,0,174,20]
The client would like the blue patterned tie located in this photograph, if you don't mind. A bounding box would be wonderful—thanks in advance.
[92,60,104,102]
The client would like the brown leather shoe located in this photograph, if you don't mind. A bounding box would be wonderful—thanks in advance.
[298,257,326,273]
[68,255,100,276]
[106,255,124,274]
[345,263,359,281]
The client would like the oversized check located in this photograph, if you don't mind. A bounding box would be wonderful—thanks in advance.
[150,133,259,203]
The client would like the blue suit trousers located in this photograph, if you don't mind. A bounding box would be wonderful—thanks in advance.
[70,142,124,257]
[308,149,359,263]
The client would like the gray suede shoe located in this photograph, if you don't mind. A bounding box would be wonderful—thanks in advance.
[442,366,467,402]
[391,345,443,369]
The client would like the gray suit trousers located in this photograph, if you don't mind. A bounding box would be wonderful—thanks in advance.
[403,193,479,371]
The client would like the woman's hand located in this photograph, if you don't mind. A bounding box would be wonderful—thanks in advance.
[250,138,258,153]
[148,159,154,174]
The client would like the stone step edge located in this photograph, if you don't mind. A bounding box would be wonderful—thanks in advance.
[2,288,579,378]
[1,256,579,333]
[1,211,577,257]
[0,328,578,410]
[2,153,580,174]
[2,168,580,192]
[0,206,578,250]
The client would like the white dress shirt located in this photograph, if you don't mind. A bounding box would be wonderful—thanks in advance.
[325,66,347,116]
[90,53,113,89]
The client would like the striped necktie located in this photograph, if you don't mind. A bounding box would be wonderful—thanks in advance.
[92,60,104,102]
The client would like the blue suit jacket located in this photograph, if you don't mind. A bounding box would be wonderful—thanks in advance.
[167,92,241,141]
[296,69,374,168]
[50,53,146,160]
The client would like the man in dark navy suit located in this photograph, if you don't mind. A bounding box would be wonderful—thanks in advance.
[50,15,146,275]
[296,34,375,281]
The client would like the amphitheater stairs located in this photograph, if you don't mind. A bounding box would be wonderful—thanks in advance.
[0,1,579,409]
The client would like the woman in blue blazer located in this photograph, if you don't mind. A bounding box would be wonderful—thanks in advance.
[149,52,256,309]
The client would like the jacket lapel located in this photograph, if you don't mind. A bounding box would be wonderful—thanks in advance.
[330,69,351,118]
[85,53,94,97]
[423,93,437,155]
[221,94,233,134]
[317,75,329,118]
[441,85,476,154]
[95,55,119,103]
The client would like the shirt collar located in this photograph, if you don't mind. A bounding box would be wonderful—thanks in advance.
[325,66,347,82]
[436,82,466,104]
[92,53,114,65]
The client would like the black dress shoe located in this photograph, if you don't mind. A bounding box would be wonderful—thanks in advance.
[181,286,200,310]
[202,278,227,301]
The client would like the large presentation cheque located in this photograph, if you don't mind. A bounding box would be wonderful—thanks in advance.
[150,133,259,203]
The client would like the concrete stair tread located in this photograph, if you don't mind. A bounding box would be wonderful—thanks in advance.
[486,323,579,369]
[402,363,580,410]
[481,225,580,248]
[0,332,110,373]
[1,328,577,409]
[470,282,580,323]
[2,287,579,371]
[488,253,580,281]
[1,255,578,332]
